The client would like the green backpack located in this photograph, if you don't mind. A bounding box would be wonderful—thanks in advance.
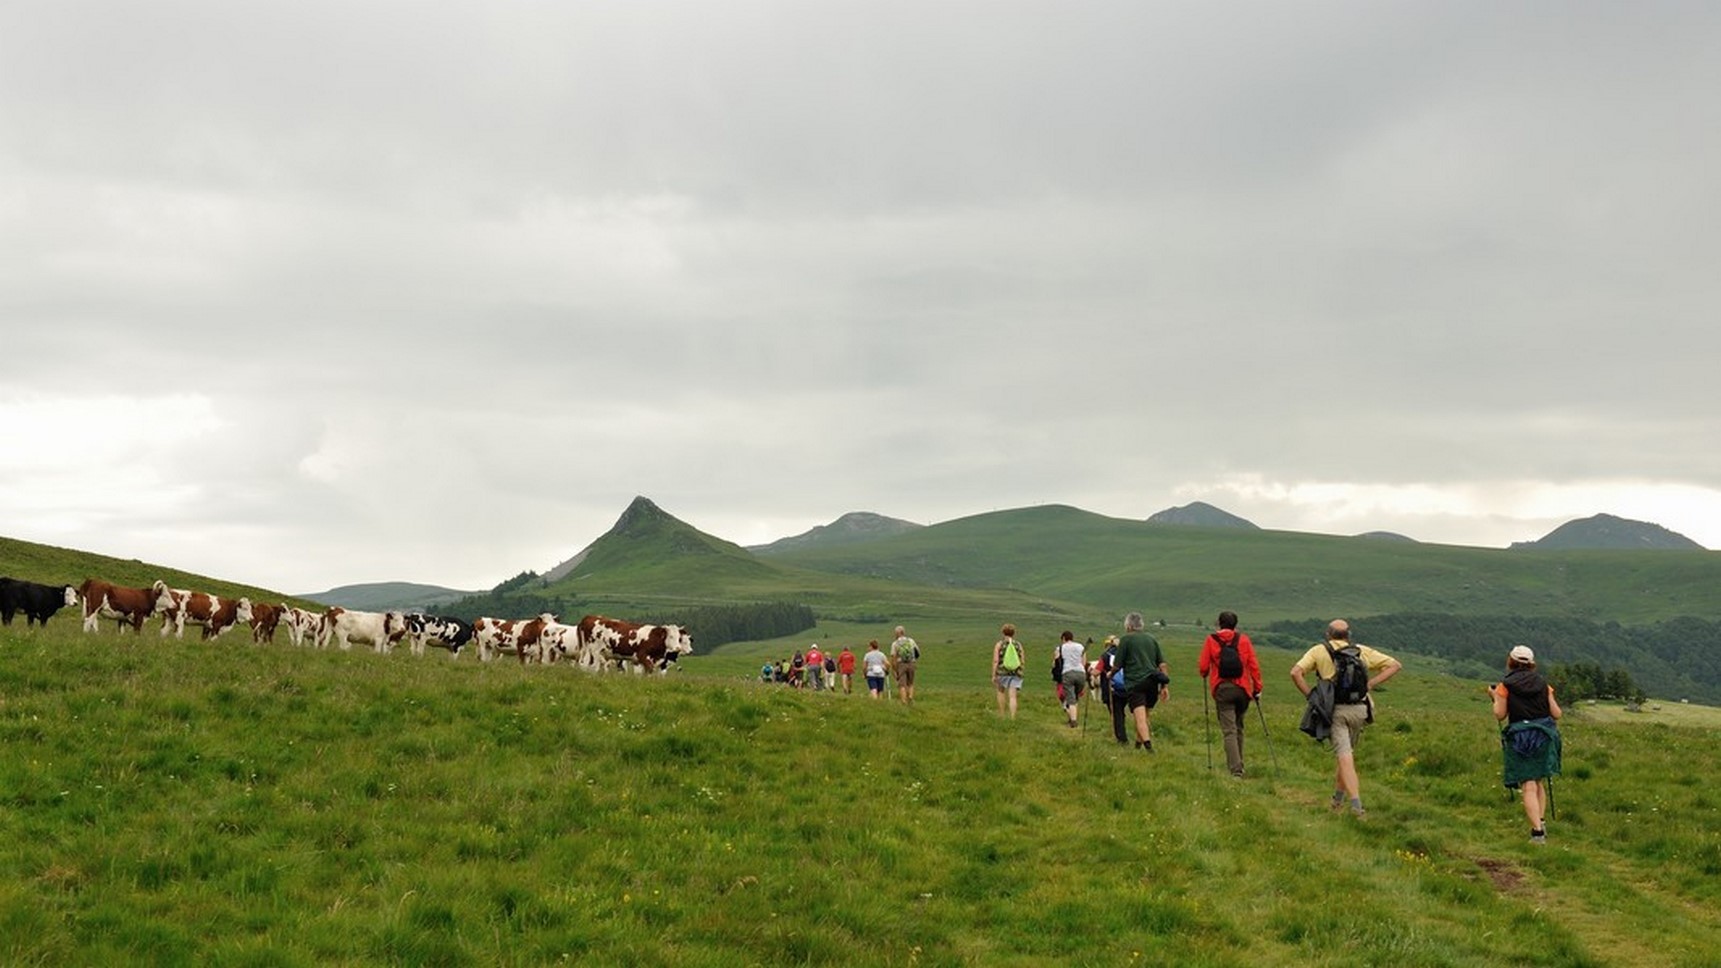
[1000,639,1023,673]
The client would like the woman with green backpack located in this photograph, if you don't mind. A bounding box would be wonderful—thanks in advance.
[992,623,1027,719]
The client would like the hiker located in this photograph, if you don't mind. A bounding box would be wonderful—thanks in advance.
[1198,611,1264,778]
[838,645,856,694]
[1491,645,1563,844]
[862,639,889,699]
[1055,630,1087,729]
[1290,619,1402,818]
[1098,635,1129,744]
[992,624,1027,718]
[1117,612,1170,751]
[790,650,807,689]
[890,626,920,705]
[806,643,825,692]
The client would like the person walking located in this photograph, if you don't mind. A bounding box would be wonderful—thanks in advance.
[1055,630,1087,729]
[1098,636,1129,744]
[805,643,825,692]
[862,640,889,699]
[890,626,920,705]
[992,624,1027,718]
[1290,619,1402,818]
[1198,611,1264,778]
[838,645,856,695]
[1117,612,1169,751]
[1491,645,1563,843]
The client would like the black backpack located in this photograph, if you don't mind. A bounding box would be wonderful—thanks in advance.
[1214,634,1244,680]
[1326,643,1369,705]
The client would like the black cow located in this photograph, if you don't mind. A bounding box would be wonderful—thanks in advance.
[0,577,79,627]
[402,614,474,657]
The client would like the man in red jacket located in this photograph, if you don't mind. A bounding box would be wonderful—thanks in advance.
[1198,610,1265,778]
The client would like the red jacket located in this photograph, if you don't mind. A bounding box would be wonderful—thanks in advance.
[1197,629,1264,697]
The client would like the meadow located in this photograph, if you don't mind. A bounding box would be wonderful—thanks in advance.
[3,618,1717,966]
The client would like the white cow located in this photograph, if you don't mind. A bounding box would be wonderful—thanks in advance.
[471,614,556,663]
[320,607,408,652]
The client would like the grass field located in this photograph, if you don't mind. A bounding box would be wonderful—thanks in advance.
[3,617,1717,966]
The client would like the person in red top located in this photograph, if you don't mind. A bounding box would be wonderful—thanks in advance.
[1197,610,1265,778]
[805,644,825,692]
[837,646,856,694]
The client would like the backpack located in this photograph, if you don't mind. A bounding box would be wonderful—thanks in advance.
[1051,651,1064,682]
[1326,642,1369,705]
[1214,634,1244,680]
[1000,639,1023,674]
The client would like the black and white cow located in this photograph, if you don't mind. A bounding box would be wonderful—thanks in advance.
[0,577,79,627]
[401,613,473,657]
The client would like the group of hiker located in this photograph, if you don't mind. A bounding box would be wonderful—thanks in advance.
[759,626,922,703]
[991,611,1565,843]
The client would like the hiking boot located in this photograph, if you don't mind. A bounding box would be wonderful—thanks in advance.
[1530,828,1547,845]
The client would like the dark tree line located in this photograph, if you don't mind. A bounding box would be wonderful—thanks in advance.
[1262,613,1719,704]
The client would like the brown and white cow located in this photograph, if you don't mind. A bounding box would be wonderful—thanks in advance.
[577,614,693,674]
[537,618,587,667]
[472,614,555,663]
[77,578,158,633]
[152,581,253,640]
[248,602,284,644]
[319,607,409,652]
[282,605,325,647]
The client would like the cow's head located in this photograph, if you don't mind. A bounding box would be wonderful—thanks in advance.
[236,597,253,622]
[664,625,694,656]
[151,580,178,612]
[62,585,79,608]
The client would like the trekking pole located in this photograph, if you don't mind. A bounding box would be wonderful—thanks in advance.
[1255,692,1279,780]
[1202,678,1213,772]
[1081,680,1091,736]
[1546,776,1556,822]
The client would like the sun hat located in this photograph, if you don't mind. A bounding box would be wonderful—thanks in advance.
[1509,645,1535,663]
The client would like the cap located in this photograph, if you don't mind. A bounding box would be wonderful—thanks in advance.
[1509,645,1535,663]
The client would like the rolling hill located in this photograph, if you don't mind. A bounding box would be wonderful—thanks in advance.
[1511,512,1705,551]
[299,582,478,611]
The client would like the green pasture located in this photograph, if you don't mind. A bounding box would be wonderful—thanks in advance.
[2,618,1717,966]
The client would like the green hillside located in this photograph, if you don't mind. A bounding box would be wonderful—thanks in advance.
[767,504,1721,624]
[0,535,304,616]
[1,622,1716,965]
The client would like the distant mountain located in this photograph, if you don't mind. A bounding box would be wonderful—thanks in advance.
[1511,513,1706,552]
[300,581,478,611]
[1357,531,1418,543]
[1146,501,1258,529]
[538,496,779,595]
[749,512,923,555]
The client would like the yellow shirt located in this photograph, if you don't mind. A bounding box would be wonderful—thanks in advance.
[1295,640,1394,680]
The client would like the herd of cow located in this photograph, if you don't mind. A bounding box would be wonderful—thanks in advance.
[0,575,694,674]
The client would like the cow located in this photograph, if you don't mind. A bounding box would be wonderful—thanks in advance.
[152,581,253,640]
[471,614,554,663]
[248,602,284,644]
[577,614,694,674]
[320,607,408,652]
[0,577,79,627]
[282,605,325,647]
[400,613,473,657]
[77,578,158,633]
[538,617,589,668]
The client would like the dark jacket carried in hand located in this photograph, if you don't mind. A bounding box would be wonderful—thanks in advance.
[1299,678,1336,742]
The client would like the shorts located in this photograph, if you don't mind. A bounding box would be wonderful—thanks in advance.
[996,674,1024,690]
[866,674,886,692]
[1126,681,1162,711]
[895,662,916,688]
[1331,702,1371,756]
[1060,672,1087,707]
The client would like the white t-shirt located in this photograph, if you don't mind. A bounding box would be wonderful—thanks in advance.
[863,649,888,677]
[1058,641,1086,675]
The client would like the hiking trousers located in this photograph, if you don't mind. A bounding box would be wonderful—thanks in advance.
[1214,682,1251,776]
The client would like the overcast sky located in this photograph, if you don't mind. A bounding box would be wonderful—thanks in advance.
[4,2,1719,593]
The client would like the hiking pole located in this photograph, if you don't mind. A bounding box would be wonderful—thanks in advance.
[1202,679,1213,772]
[1255,692,1279,780]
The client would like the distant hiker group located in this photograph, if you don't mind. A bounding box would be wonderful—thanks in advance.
[758,625,921,704]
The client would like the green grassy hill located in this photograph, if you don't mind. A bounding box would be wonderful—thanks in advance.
[1,620,1715,965]
[0,535,307,617]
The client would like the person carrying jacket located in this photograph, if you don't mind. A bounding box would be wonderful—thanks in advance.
[1197,611,1265,778]
[1290,619,1401,818]
[1490,645,1563,844]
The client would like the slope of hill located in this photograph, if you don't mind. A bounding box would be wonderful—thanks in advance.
[748,511,922,555]
[300,582,477,611]
[1146,501,1258,528]
[0,535,299,613]
[1,627,1715,965]
[1512,512,1706,551]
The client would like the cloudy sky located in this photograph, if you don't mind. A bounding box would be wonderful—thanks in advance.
[4,2,1718,593]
